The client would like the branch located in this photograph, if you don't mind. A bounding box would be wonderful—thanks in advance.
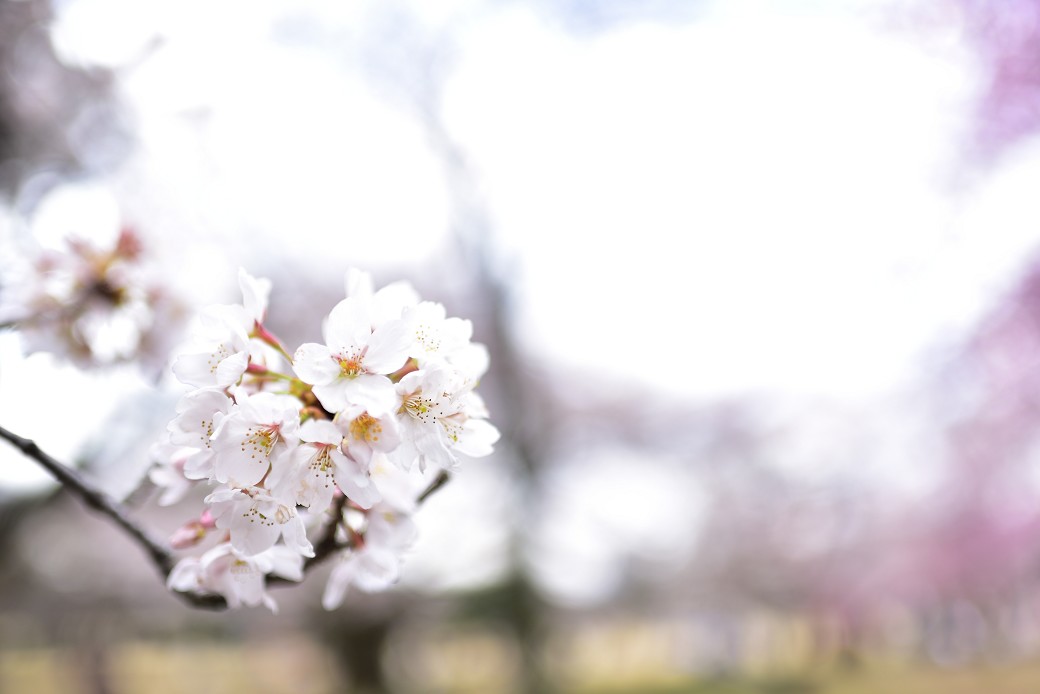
[305,493,351,571]
[0,425,177,576]
[417,469,450,504]
[0,425,454,610]
[267,470,452,588]
[267,494,349,588]
[0,426,249,610]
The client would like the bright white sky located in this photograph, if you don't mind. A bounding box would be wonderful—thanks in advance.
[6,0,1040,602]
[38,0,1038,402]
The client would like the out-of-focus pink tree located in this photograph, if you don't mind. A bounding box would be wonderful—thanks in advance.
[946,0,1040,161]
[804,261,1040,662]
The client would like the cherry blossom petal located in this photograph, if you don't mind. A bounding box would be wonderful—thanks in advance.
[281,515,315,558]
[325,297,373,351]
[299,419,343,446]
[172,348,248,388]
[454,418,501,458]
[238,267,271,324]
[363,319,413,374]
[292,343,339,385]
[266,545,305,582]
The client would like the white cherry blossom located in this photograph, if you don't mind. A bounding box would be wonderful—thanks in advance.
[238,267,271,325]
[171,269,274,388]
[206,485,314,558]
[292,296,412,413]
[171,304,253,388]
[344,268,419,325]
[147,442,196,506]
[444,390,501,459]
[167,542,303,612]
[331,446,382,511]
[165,388,234,480]
[321,502,418,610]
[389,367,455,470]
[338,404,402,469]
[1,226,188,370]
[210,392,301,487]
[401,301,473,367]
[273,418,382,511]
[157,267,498,611]
[389,366,498,471]
[449,342,491,383]
[270,419,340,513]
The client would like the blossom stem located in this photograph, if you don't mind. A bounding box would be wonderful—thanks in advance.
[388,358,419,383]
[251,322,294,363]
[245,364,298,385]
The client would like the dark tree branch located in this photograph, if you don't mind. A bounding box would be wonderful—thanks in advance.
[268,470,452,588]
[309,493,350,568]
[0,424,177,576]
[267,493,350,588]
[0,425,453,610]
[0,425,231,609]
[417,469,450,504]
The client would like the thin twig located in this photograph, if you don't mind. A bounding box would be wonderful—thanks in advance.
[417,469,450,504]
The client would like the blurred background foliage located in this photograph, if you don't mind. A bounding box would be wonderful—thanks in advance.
[4,0,1040,692]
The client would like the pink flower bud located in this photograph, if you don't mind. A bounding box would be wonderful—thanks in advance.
[170,520,207,549]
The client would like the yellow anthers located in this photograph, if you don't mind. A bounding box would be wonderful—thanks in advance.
[349,413,383,443]
[207,345,231,374]
[311,447,333,473]
[197,417,216,448]
[403,392,435,424]
[242,426,277,459]
[415,324,441,353]
[338,355,363,378]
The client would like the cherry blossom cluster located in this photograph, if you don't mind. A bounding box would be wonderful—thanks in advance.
[152,268,498,611]
[0,227,186,371]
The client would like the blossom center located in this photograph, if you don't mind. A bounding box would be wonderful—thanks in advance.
[415,324,441,353]
[208,344,231,374]
[349,413,383,443]
[242,425,279,459]
[338,350,366,379]
[440,412,465,443]
[198,417,216,448]
[402,392,436,424]
[311,446,334,473]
